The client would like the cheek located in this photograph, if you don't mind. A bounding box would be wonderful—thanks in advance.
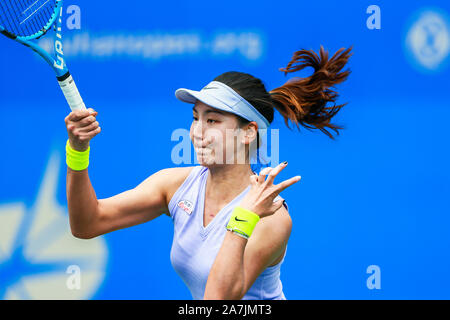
[189,123,194,140]
[222,129,241,151]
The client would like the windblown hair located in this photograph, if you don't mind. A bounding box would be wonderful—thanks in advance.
[213,45,353,139]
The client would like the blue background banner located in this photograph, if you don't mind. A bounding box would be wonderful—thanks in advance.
[0,0,449,299]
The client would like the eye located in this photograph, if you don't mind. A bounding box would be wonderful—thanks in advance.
[207,119,217,124]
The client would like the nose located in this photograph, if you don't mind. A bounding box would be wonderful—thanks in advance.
[192,119,210,147]
[192,122,215,148]
[192,118,204,140]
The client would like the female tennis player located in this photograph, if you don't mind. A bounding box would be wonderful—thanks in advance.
[65,45,352,300]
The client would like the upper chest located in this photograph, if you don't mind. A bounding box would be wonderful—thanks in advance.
[202,202,225,228]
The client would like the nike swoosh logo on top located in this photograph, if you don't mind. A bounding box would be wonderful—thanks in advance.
[234,217,248,222]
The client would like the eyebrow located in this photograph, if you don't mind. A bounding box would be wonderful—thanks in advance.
[192,106,227,116]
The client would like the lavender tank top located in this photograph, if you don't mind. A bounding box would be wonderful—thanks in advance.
[168,165,288,300]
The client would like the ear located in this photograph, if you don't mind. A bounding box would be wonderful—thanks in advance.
[241,121,258,145]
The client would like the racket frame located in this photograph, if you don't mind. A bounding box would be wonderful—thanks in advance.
[0,0,86,111]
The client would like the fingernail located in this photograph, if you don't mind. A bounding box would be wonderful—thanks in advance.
[283,161,288,165]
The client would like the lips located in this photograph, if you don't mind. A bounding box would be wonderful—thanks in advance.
[194,142,214,150]
[193,137,215,156]
[193,136,215,148]
[194,147,212,154]
[194,141,212,148]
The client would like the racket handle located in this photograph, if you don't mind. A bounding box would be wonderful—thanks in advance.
[57,73,86,111]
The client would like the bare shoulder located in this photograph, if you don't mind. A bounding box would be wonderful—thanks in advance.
[156,166,198,217]
[160,165,198,199]
[260,204,292,239]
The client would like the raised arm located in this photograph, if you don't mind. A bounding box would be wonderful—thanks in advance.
[65,108,193,239]
[68,166,175,239]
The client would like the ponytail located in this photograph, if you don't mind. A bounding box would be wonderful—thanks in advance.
[270,45,353,139]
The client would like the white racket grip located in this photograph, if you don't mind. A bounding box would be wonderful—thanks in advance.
[58,74,86,111]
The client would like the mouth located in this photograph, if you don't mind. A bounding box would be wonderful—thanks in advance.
[194,146,212,153]
[194,143,215,158]
[193,136,215,148]
[194,141,214,149]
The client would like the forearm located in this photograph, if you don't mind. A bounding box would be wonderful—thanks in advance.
[204,231,247,300]
[66,167,99,238]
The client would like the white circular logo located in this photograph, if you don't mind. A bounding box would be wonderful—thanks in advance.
[404,8,450,73]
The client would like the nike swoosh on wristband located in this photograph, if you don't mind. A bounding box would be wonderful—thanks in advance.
[234,217,248,222]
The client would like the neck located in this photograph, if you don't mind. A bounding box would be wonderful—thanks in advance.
[204,164,254,203]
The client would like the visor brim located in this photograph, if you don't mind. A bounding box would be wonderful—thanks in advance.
[175,88,236,115]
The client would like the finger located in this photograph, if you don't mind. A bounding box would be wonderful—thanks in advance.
[249,174,259,185]
[265,161,288,185]
[75,121,99,133]
[77,116,97,128]
[271,199,286,212]
[87,108,98,117]
[77,127,101,140]
[67,109,91,122]
[67,123,76,132]
[259,167,273,176]
[258,166,274,183]
[274,175,301,193]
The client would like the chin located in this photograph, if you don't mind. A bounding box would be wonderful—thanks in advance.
[196,154,214,167]
[197,154,228,168]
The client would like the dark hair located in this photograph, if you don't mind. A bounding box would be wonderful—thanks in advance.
[213,45,353,140]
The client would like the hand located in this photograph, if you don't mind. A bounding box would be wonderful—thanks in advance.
[65,108,101,152]
[239,162,301,218]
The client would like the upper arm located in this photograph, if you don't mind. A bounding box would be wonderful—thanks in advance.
[240,205,292,298]
[87,166,194,238]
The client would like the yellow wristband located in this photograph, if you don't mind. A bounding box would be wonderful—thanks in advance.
[226,206,260,239]
[66,139,90,171]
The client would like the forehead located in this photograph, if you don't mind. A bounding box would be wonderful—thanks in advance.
[192,101,229,116]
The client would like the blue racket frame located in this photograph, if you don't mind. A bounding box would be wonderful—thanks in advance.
[0,0,86,111]
[0,0,67,78]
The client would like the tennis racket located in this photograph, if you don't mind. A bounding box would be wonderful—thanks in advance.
[0,0,86,111]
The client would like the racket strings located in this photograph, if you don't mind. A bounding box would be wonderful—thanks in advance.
[17,0,55,35]
[0,0,57,38]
